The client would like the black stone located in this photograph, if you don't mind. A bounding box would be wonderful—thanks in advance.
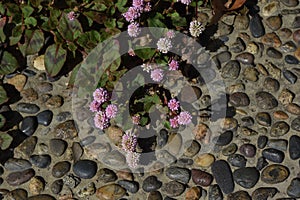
[289,135,300,160]
[20,116,38,136]
[36,110,53,126]
[50,179,63,194]
[22,69,36,77]
[16,103,40,114]
[255,91,278,110]
[285,55,299,64]
[257,135,268,149]
[142,176,162,192]
[118,180,139,193]
[4,158,32,172]
[29,154,51,168]
[165,166,191,184]
[283,69,297,84]
[73,159,97,179]
[211,160,234,194]
[209,184,223,200]
[262,148,285,163]
[287,178,300,198]
[49,139,67,157]
[157,129,168,148]
[213,131,233,146]
[241,116,255,127]
[250,14,265,38]
[52,161,71,178]
[228,154,247,168]
[252,187,278,200]
[291,117,300,131]
[233,167,260,188]
[256,157,269,171]
[266,47,282,59]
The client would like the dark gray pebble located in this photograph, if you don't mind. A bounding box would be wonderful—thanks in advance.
[228,154,247,168]
[221,60,241,79]
[49,138,67,157]
[56,111,72,122]
[257,135,268,149]
[256,157,269,171]
[142,176,162,192]
[287,178,300,198]
[29,154,51,168]
[157,129,168,148]
[211,160,234,194]
[52,161,71,178]
[166,166,191,184]
[22,69,36,77]
[239,143,256,157]
[20,116,38,136]
[233,167,260,188]
[241,116,255,127]
[289,135,300,160]
[283,69,297,84]
[266,47,282,59]
[5,168,35,186]
[161,181,185,197]
[255,91,278,110]
[16,103,40,114]
[285,55,299,64]
[267,139,288,151]
[36,110,53,126]
[252,187,278,200]
[291,117,300,131]
[250,14,265,38]
[118,180,139,193]
[50,179,63,194]
[209,184,223,200]
[256,112,272,126]
[73,159,97,179]
[230,37,246,53]
[228,190,251,200]
[262,148,285,163]
[213,131,233,146]
[4,158,32,172]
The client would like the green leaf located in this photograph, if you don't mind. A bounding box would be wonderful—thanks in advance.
[44,44,67,77]
[0,86,8,105]
[83,11,107,24]
[77,30,101,50]
[0,17,7,43]
[164,121,171,129]
[134,48,156,60]
[140,116,149,126]
[21,5,34,18]
[30,0,42,8]
[0,3,5,15]
[169,12,187,27]
[116,0,127,12]
[57,13,83,41]
[90,2,107,11]
[147,13,167,38]
[104,18,116,28]
[19,29,44,56]
[10,25,23,46]
[0,133,13,150]
[24,16,37,27]
[68,63,81,87]
[0,51,19,75]
[0,114,6,129]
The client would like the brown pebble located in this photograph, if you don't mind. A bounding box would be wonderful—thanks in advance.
[194,153,215,168]
[7,74,27,92]
[266,15,282,31]
[286,103,300,115]
[193,123,211,143]
[45,95,63,108]
[278,89,294,106]
[185,186,202,200]
[21,88,38,102]
[29,176,45,195]
[96,184,126,200]
[273,111,289,120]
[256,63,269,76]
[278,28,292,39]
[294,47,300,61]
[261,32,282,47]
[293,29,300,45]
[116,170,133,181]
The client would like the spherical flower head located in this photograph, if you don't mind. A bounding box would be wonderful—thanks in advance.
[151,69,164,82]
[178,0,192,5]
[126,151,140,168]
[122,131,138,152]
[67,11,76,21]
[177,111,192,125]
[189,20,205,37]
[157,37,172,53]
[94,111,109,130]
[168,98,180,111]
[123,7,140,22]
[144,2,152,12]
[105,104,118,119]
[169,60,179,71]
[89,100,100,112]
[132,114,140,125]
[133,0,144,11]
[128,22,141,37]
[166,30,175,39]
[170,116,179,128]
[93,88,109,103]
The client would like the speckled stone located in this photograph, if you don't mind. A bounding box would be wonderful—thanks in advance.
[261,32,282,47]
[256,112,272,127]
[54,120,78,139]
[278,89,294,105]
[166,166,190,184]
[270,121,290,137]
[280,0,299,7]
[228,191,251,200]
[261,164,289,184]
[263,77,280,92]
[184,140,201,157]
[243,67,259,81]
[6,168,35,186]
[281,41,297,53]
[221,60,241,79]
[29,176,45,195]
[161,181,185,197]
[255,91,278,110]
[208,184,223,200]
[266,15,282,31]
[252,187,278,200]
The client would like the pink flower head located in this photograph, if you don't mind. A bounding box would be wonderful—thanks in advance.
[89,100,101,112]
[126,151,140,168]
[169,60,179,71]
[178,0,192,5]
[67,11,76,21]
[132,114,140,125]
[123,7,140,22]
[93,88,109,103]
[122,131,138,152]
[177,111,192,125]
[166,30,175,39]
[105,104,118,119]
[128,22,141,37]
[94,111,109,130]
[168,98,180,111]
[128,48,135,56]
[151,69,164,82]
[132,0,144,11]
[144,2,152,12]
[170,116,179,128]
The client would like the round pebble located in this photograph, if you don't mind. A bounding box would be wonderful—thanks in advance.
[239,143,256,157]
[227,154,247,168]
[261,164,290,184]
[52,161,71,178]
[142,176,162,192]
[73,159,98,179]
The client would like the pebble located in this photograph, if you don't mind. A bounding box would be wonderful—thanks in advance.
[265,62,281,79]
[281,41,297,53]
[246,42,259,54]
[54,120,78,139]
[56,111,72,122]
[180,86,202,103]
[285,55,299,64]
[45,95,63,108]
[166,133,182,155]
[289,135,300,159]
[36,82,53,93]
[16,103,40,114]
[230,37,246,53]
[211,160,234,194]
[270,121,290,137]
[286,103,300,115]
[63,173,81,188]
[6,168,35,186]
[213,131,233,146]
[165,166,190,184]
[278,28,293,39]
[191,169,213,187]
[184,140,200,157]
[185,186,202,200]
[14,136,37,158]
[261,164,290,184]
[256,112,272,126]
[262,2,280,16]
[77,182,96,198]
[274,111,289,120]
[241,116,254,127]
[234,15,249,30]
[29,176,45,195]
[97,168,117,183]
[295,47,300,60]
[157,129,168,148]
[117,180,139,193]
[257,135,268,149]
[281,0,299,6]
[221,117,238,130]
[292,16,300,28]
[52,161,71,178]
[221,60,241,79]
[243,67,259,81]
[228,154,247,168]
[96,184,126,200]
[283,69,297,84]
[161,181,185,197]
[252,187,278,200]
[21,88,38,102]
[148,191,163,200]
[228,191,251,200]
[29,154,51,168]
[73,159,97,179]
[5,189,27,199]
[37,110,53,126]
[256,157,269,171]
[142,176,162,192]
[49,138,67,156]
[193,123,211,143]
[262,148,285,163]
[72,142,84,162]
[250,14,265,38]
[266,15,282,31]
[6,74,27,91]
[266,47,283,59]
[222,143,238,156]
[261,32,282,47]
[229,92,250,107]
[291,117,300,131]
[208,184,223,200]
[50,179,63,194]
[287,178,300,198]
[267,139,288,151]
[255,91,278,110]
[27,194,56,200]
[4,158,32,172]
[278,88,294,105]
[194,153,215,168]
[216,51,231,63]
[239,143,256,157]
[20,116,38,136]
[233,167,260,188]
[235,52,254,65]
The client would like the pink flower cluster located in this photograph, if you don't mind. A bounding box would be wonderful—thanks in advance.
[90,87,118,130]
[167,98,192,128]
[122,131,140,168]
[123,0,152,37]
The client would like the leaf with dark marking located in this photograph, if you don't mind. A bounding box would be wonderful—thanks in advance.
[45,44,67,77]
